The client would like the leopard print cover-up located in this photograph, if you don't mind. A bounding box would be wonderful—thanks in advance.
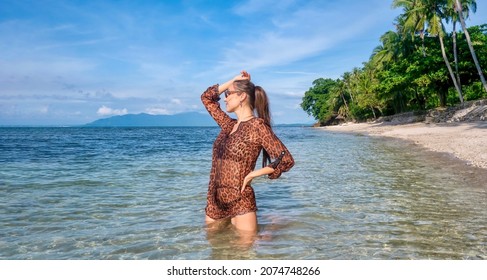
[201,84,295,220]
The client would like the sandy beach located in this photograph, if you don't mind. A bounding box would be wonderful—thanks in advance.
[321,121,487,170]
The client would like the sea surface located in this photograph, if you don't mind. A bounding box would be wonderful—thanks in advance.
[0,126,486,260]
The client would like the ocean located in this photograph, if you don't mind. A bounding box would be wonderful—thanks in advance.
[0,126,486,259]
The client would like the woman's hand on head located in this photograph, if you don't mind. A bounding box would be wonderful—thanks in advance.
[241,70,251,80]
[233,71,251,82]
[220,71,250,93]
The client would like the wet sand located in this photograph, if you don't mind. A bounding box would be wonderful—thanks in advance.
[321,121,487,170]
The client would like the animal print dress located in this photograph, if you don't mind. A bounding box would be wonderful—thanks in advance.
[201,85,295,220]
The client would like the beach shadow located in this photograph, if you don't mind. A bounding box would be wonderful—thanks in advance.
[451,121,487,130]
[387,120,487,129]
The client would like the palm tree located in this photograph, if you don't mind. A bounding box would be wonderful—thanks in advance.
[371,28,415,68]
[445,0,476,94]
[371,31,401,68]
[393,1,428,57]
[356,63,382,119]
[453,0,487,93]
[393,0,464,104]
[333,80,350,116]
[342,72,355,104]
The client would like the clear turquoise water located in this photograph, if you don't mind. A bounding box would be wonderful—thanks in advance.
[0,127,486,259]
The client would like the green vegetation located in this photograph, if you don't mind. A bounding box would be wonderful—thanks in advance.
[301,0,487,125]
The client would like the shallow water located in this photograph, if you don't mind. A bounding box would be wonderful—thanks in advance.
[0,127,485,259]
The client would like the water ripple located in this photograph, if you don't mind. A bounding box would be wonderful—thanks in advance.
[1,127,486,259]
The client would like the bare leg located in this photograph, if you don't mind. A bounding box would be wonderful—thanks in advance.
[205,215,231,231]
[205,215,216,224]
[231,212,258,247]
[231,212,258,232]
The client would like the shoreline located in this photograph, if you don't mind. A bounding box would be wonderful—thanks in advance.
[320,121,487,170]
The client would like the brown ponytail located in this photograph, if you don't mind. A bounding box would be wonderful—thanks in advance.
[254,86,271,127]
[233,80,272,167]
[254,86,272,168]
[233,80,272,125]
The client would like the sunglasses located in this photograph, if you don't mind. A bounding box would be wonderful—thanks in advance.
[224,90,243,98]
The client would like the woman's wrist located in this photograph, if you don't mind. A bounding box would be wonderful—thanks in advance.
[218,78,237,93]
[218,80,231,94]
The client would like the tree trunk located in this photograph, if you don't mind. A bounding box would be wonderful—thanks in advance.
[420,30,426,57]
[455,0,487,93]
[414,87,426,110]
[438,90,447,107]
[438,29,464,104]
[418,22,426,57]
[340,92,349,113]
[452,21,462,90]
[370,106,377,119]
[346,83,355,103]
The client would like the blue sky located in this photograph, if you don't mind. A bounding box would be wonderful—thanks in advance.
[1,0,486,125]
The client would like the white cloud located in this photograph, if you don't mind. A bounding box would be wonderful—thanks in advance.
[171,98,182,105]
[215,1,384,74]
[97,105,127,116]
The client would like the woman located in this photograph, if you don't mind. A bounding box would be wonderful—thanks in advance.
[201,71,294,234]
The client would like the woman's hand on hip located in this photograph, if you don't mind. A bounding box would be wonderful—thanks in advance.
[241,166,276,193]
[241,171,256,193]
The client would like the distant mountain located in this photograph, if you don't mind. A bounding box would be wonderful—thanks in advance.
[84,112,217,127]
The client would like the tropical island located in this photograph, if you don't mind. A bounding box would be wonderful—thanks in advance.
[301,0,487,170]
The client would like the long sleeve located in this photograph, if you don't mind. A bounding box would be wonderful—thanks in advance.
[201,84,234,132]
[256,119,295,179]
